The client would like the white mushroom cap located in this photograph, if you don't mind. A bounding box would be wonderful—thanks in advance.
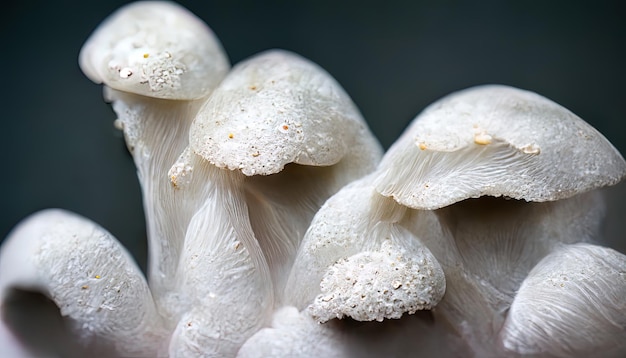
[374,85,626,210]
[79,1,229,100]
[286,176,445,322]
[0,209,167,357]
[500,243,626,357]
[189,49,374,176]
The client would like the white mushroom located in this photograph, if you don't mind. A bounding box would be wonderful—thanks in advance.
[500,243,626,357]
[172,49,383,304]
[0,209,167,357]
[369,85,626,355]
[188,49,381,177]
[5,0,626,354]
[286,177,445,322]
[157,49,382,355]
[78,1,230,316]
[281,84,626,356]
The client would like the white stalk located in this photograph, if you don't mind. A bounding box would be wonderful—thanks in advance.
[168,162,273,357]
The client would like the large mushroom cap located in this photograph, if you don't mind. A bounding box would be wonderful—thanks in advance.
[375,85,626,209]
[79,1,229,100]
[189,49,369,176]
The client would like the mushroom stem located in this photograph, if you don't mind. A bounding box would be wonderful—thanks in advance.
[245,136,381,304]
[167,161,273,357]
[106,88,208,315]
[0,209,168,357]
[424,191,606,354]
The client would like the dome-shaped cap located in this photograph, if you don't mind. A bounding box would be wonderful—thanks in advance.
[79,1,229,100]
[189,49,368,176]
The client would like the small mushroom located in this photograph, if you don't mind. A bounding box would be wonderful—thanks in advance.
[285,177,445,322]
[0,209,167,357]
[78,1,230,313]
[188,49,381,177]
[500,243,626,357]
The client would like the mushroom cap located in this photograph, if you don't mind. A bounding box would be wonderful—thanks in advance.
[0,209,166,357]
[500,243,626,356]
[189,49,368,176]
[79,1,229,100]
[374,85,626,210]
[286,176,445,321]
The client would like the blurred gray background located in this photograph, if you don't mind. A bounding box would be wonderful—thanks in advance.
[1,0,624,270]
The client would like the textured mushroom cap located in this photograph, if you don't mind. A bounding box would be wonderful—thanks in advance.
[189,49,370,176]
[375,85,626,209]
[79,1,229,100]
[309,239,445,323]
[286,176,445,322]
[0,209,166,357]
[500,243,626,357]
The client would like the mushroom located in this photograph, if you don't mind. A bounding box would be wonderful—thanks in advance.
[285,176,446,323]
[0,209,167,357]
[278,84,626,356]
[78,4,383,353]
[78,1,230,317]
[171,49,382,302]
[79,1,228,100]
[368,84,626,355]
[500,243,626,357]
[165,49,382,355]
[373,85,625,208]
[3,0,625,355]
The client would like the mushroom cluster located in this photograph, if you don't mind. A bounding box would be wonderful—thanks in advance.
[1,2,625,357]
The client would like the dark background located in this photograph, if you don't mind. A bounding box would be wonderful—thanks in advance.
[1,0,625,269]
